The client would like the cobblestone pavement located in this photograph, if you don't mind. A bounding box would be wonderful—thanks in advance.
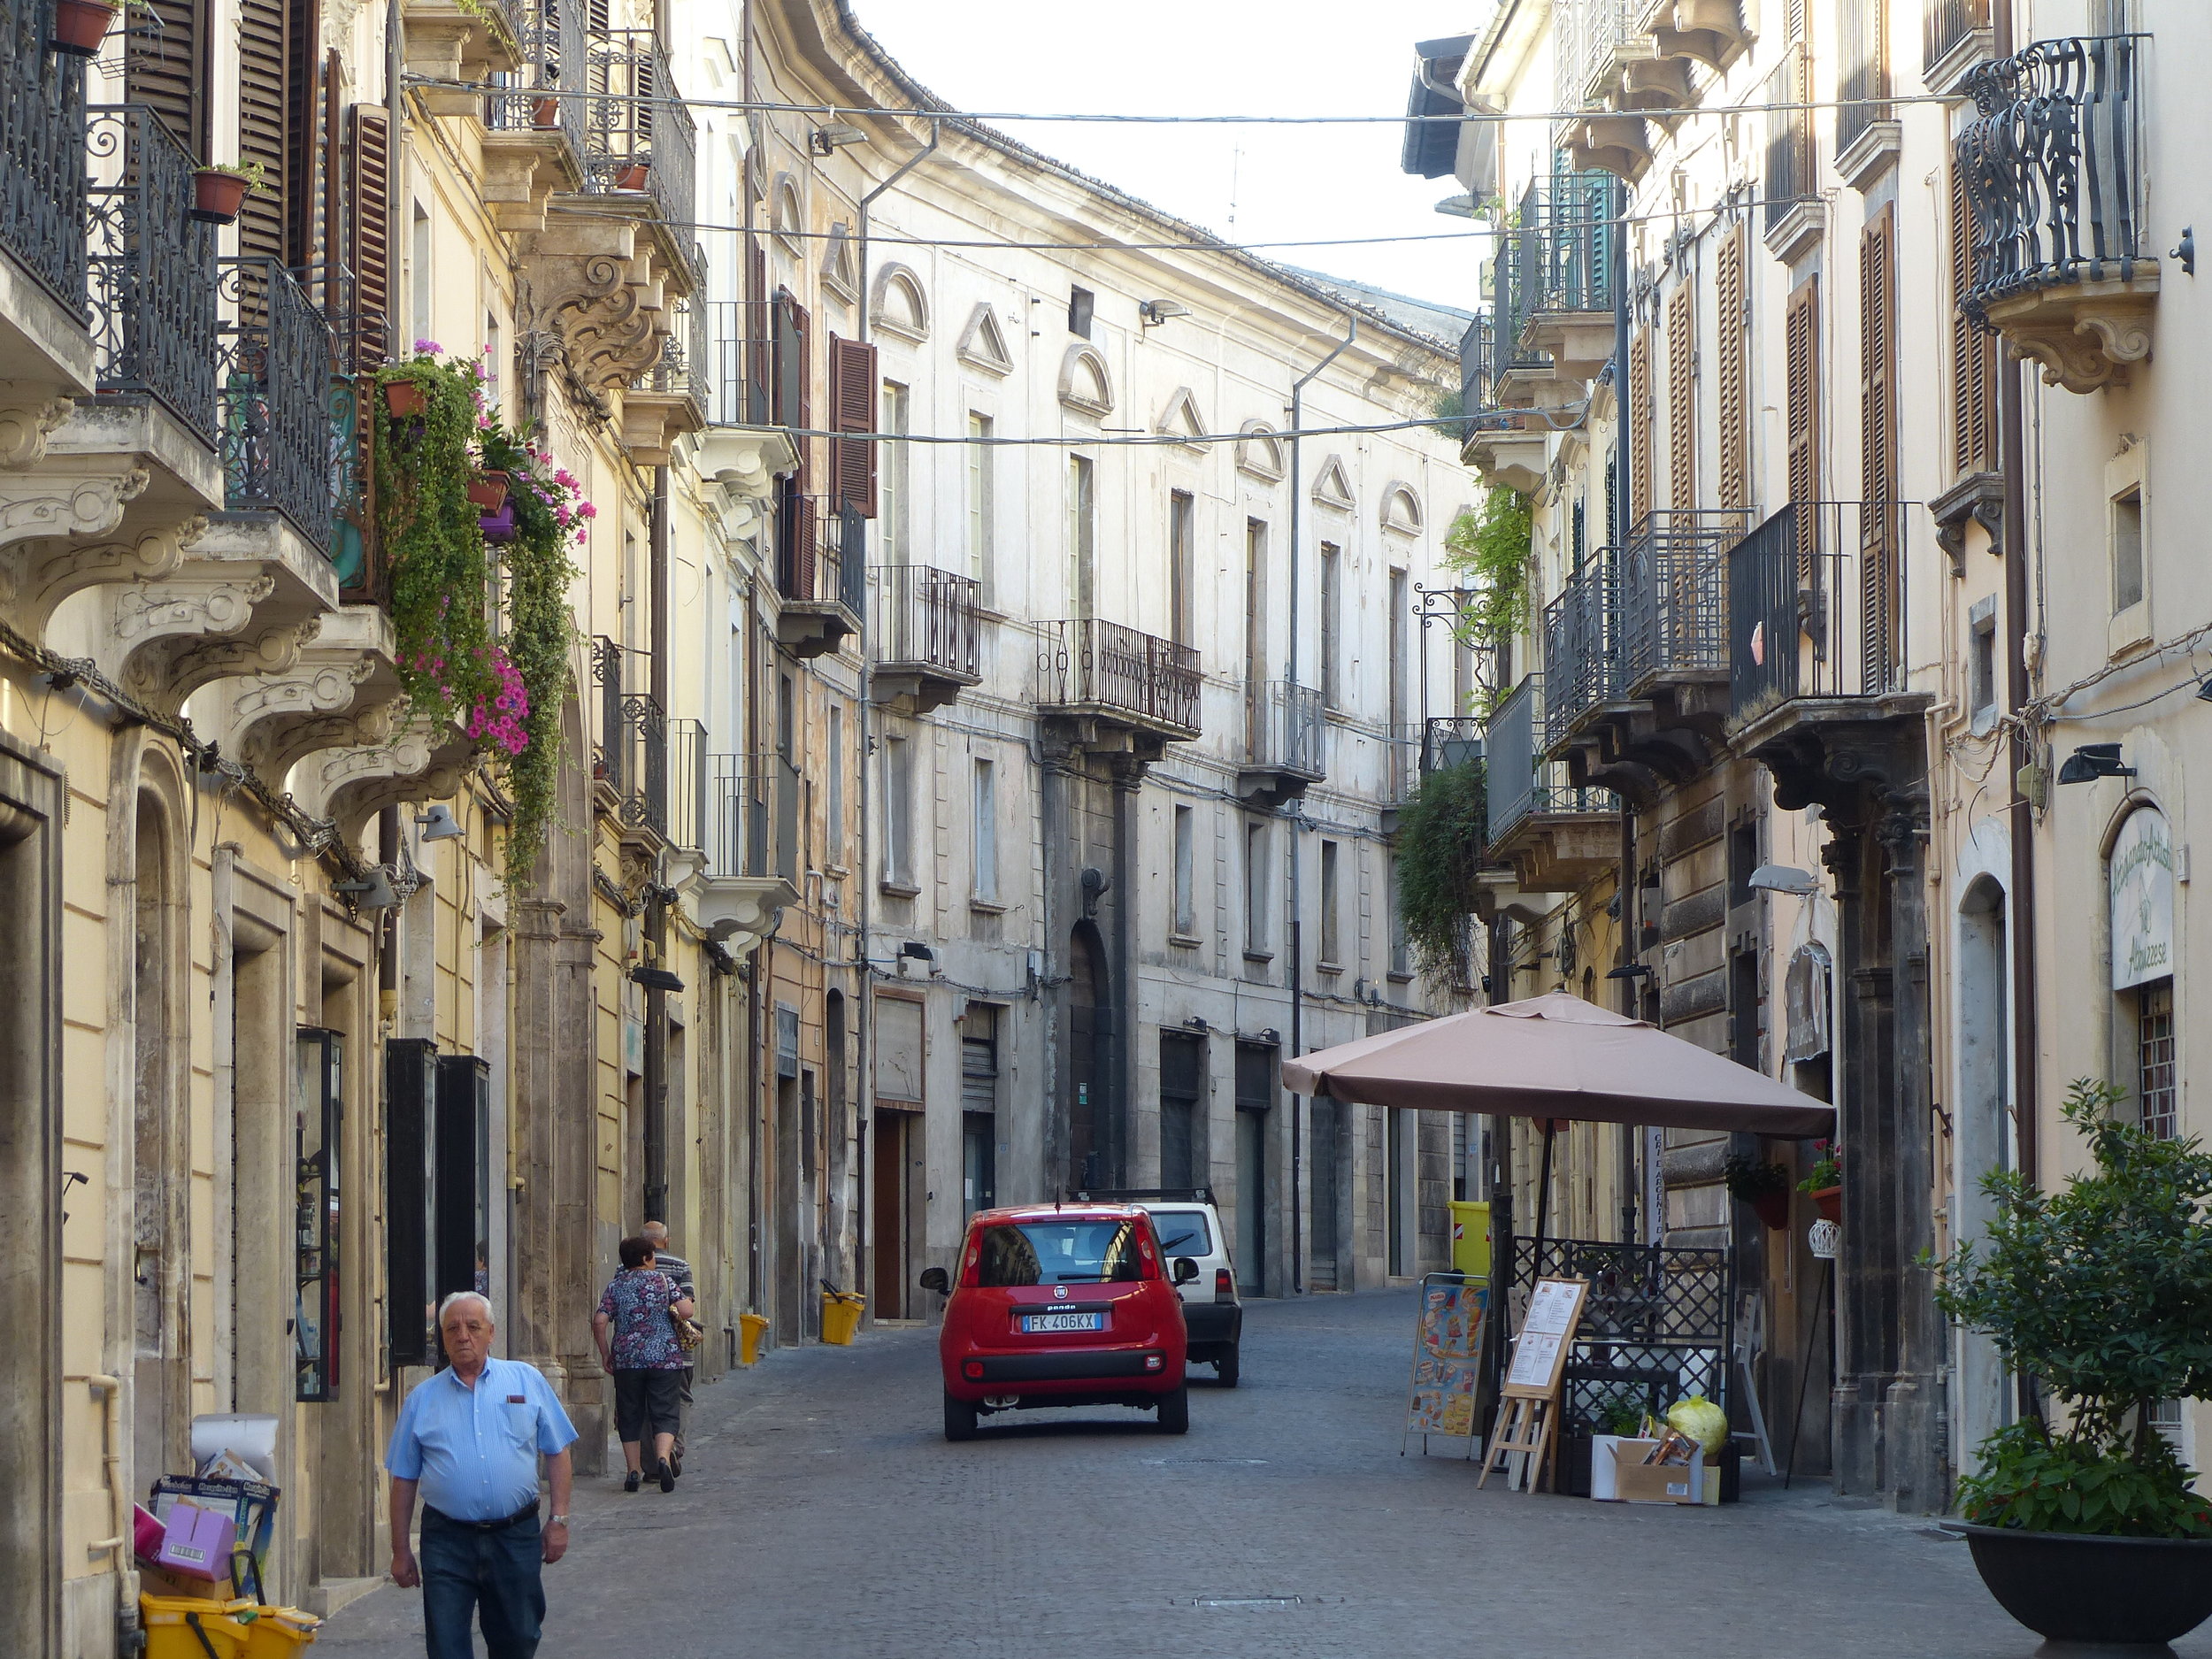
[319,1288,2195,1659]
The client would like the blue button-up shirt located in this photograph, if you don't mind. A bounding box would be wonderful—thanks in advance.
[388,1356,578,1523]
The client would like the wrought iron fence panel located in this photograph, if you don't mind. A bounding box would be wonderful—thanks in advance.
[1247,679,1324,778]
[217,257,340,553]
[86,104,215,442]
[1764,46,1814,233]
[1484,674,1540,840]
[1,0,88,311]
[1541,552,1617,751]
[1958,34,2145,311]
[702,297,775,426]
[664,718,705,852]
[1728,501,1912,723]
[1421,714,1485,778]
[1617,510,1749,691]
[875,563,981,680]
[1037,618,1201,734]
[582,27,695,238]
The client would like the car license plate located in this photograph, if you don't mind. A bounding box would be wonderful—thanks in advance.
[1021,1311,1103,1333]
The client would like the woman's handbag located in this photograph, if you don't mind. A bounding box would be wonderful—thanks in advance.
[664,1272,703,1352]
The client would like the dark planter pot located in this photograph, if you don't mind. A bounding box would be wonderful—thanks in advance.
[467,470,510,511]
[190,169,251,226]
[382,379,427,419]
[1811,1185,1842,1223]
[1557,1430,1593,1498]
[1955,1524,2212,1650]
[614,162,650,191]
[1750,1188,1792,1231]
[479,501,516,543]
[46,0,116,56]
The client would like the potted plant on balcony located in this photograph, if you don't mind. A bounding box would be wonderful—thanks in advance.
[1724,1154,1793,1231]
[613,160,650,192]
[467,470,510,512]
[46,0,123,57]
[189,160,267,226]
[532,95,562,127]
[1936,1079,2212,1651]
[1799,1140,1842,1222]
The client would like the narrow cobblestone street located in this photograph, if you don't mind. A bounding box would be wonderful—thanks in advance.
[317,1289,2177,1659]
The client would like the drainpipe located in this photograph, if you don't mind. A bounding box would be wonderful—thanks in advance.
[1610,173,1637,1245]
[88,1372,127,1649]
[643,466,671,1223]
[1286,314,1355,1295]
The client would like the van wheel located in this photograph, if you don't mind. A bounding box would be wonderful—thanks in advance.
[943,1392,979,1442]
[1216,1348,1240,1388]
[1156,1384,1190,1434]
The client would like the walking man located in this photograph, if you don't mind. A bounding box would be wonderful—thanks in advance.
[388,1293,576,1659]
[641,1220,695,1470]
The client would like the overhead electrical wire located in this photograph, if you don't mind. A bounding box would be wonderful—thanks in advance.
[760,415,1541,447]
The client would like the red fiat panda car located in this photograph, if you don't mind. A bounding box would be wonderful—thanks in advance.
[920,1202,1195,1440]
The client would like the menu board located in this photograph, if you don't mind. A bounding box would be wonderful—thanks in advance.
[1502,1277,1587,1398]
[1404,1277,1488,1443]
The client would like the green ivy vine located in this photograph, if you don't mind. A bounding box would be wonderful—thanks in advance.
[1441,487,1532,718]
[1393,757,1488,988]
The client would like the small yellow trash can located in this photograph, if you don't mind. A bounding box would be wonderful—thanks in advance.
[819,1289,864,1346]
[242,1605,320,1655]
[142,1595,255,1659]
[1448,1200,1493,1282]
[738,1310,769,1364]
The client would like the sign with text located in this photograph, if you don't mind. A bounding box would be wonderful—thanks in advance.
[2111,806,2175,990]
[1504,1277,1588,1397]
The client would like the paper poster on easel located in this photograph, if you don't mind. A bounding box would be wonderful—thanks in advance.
[1478,1276,1589,1494]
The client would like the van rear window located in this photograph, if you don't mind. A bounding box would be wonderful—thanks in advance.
[976,1220,1142,1286]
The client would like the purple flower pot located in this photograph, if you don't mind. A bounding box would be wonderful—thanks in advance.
[480,501,516,542]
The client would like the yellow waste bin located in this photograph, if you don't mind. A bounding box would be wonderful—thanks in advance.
[242,1605,321,1655]
[142,1595,255,1659]
[819,1289,864,1346]
[1448,1200,1493,1282]
[738,1310,769,1365]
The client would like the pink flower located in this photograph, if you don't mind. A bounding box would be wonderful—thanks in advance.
[413,339,442,356]
[578,502,597,520]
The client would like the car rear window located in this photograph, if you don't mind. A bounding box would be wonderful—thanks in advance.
[975,1220,1143,1286]
[1148,1210,1213,1258]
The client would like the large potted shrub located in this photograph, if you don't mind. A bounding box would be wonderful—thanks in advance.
[1936,1079,2212,1651]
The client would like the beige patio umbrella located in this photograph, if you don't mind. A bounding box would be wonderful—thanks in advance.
[1281,988,1833,1137]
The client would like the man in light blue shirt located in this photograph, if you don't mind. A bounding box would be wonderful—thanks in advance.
[388,1292,578,1659]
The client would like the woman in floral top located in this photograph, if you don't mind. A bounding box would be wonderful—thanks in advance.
[594,1236,695,1492]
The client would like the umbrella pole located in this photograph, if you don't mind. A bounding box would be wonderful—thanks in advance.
[1534,1119,1556,1240]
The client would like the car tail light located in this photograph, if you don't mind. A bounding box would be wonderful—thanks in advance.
[963,1360,985,1381]
[1143,1353,1164,1372]
[1215,1268,1234,1302]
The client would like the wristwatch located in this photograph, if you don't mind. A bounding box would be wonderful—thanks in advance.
[548,1515,570,1526]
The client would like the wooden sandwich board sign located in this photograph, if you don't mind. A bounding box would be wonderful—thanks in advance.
[1477,1276,1588,1494]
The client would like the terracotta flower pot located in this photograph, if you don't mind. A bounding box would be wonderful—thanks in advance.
[466,470,510,511]
[382,379,427,419]
[46,0,117,56]
[1811,1185,1842,1224]
[533,96,561,128]
[189,168,251,226]
[1750,1188,1792,1231]
[614,162,650,191]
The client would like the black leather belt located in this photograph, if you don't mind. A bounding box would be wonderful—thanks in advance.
[426,1501,539,1533]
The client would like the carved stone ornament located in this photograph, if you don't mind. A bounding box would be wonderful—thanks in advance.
[222,603,400,775]
[684,872,798,961]
[291,718,476,837]
[0,389,76,470]
[0,463,150,552]
[697,426,800,503]
[520,216,682,394]
[0,513,201,639]
[1982,265,2159,394]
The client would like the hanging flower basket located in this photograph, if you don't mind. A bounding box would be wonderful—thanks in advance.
[46,0,117,56]
[190,168,253,226]
[467,470,511,511]
[1811,1185,1842,1224]
[479,500,516,543]
[1751,1188,1792,1232]
[383,379,428,419]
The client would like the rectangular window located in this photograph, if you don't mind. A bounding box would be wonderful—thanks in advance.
[1387,569,1409,730]
[1969,597,1998,729]
[1169,490,1195,648]
[1069,285,1094,338]
[972,757,997,902]
[1070,456,1096,617]
[1244,820,1270,954]
[967,413,995,597]
[411,204,431,349]
[1668,279,1698,509]
[2112,488,2144,613]
[1171,804,1195,937]
[1244,520,1269,727]
[883,734,913,887]
[1158,1033,1203,1193]
[1318,840,1341,964]
[1319,542,1341,708]
[2140,981,2177,1140]
[826,704,844,865]
[1388,852,1410,977]
[879,380,910,562]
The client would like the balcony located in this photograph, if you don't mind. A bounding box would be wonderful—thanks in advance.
[1494,173,1618,404]
[0,0,94,393]
[680,751,801,956]
[1925,0,1994,94]
[1958,35,2155,393]
[87,104,217,449]
[583,30,695,240]
[217,257,342,555]
[1483,673,1618,892]
[480,0,588,227]
[1634,0,1752,76]
[1541,554,1619,754]
[593,637,667,843]
[621,294,708,465]
[1036,618,1202,758]
[1457,311,1547,489]
[775,493,864,659]
[873,563,982,714]
[1763,46,1821,260]
[403,0,525,118]
[1238,679,1325,809]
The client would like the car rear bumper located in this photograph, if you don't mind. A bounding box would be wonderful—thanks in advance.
[944,1346,1184,1401]
[1181,1302,1242,1349]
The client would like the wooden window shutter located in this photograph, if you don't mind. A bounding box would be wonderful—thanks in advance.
[236,0,291,261]
[1860,208,1899,690]
[745,242,771,424]
[828,335,879,518]
[1628,328,1653,524]
[1667,280,1696,509]
[1948,159,1998,476]
[343,104,393,371]
[1716,227,1747,511]
[1785,277,1820,577]
[128,0,211,157]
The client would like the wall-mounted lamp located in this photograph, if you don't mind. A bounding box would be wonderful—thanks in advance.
[809,123,869,155]
[334,869,399,911]
[1605,963,1653,980]
[1257,1028,1281,1045]
[416,803,464,841]
[2056,742,2136,785]
[1139,299,1191,328]
[1747,864,1820,895]
[630,964,685,994]
[1182,1016,1210,1033]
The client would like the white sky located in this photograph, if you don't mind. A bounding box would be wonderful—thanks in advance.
[846,0,1484,314]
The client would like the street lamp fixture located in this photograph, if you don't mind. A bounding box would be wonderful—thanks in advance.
[1433,194,1478,219]
[810,123,870,155]
[1139,299,1190,327]
[2056,743,2135,785]
[1747,864,1820,895]
[1605,963,1652,980]
[416,803,463,841]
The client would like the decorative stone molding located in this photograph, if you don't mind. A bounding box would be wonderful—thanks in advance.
[477,136,579,235]
[0,511,196,640]
[0,388,75,470]
[1564,113,1653,181]
[1930,472,2005,576]
[682,872,796,960]
[1153,387,1207,450]
[956,303,1014,377]
[221,606,401,775]
[618,389,705,466]
[1522,313,1615,383]
[869,262,929,342]
[1234,421,1285,483]
[0,462,150,551]
[1836,120,1902,194]
[1981,266,2160,394]
[1764,197,1826,267]
[697,426,800,501]
[1465,427,1547,495]
[401,0,520,113]
[292,718,476,838]
[520,215,684,393]
[1056,344,1114,416]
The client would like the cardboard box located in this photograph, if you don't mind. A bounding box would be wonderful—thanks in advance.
[154,1501,236,1579]
[1599,1438,1707,1504]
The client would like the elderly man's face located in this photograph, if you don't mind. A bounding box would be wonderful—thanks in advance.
[442,1302,495,1371]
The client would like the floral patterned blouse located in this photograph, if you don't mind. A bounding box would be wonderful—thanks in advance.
[597,1268,687,1371]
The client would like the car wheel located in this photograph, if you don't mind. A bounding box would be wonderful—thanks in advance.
[1156,1383,1190,1434]
[943,1391,979,1442]
[1216,1348,1240,1388]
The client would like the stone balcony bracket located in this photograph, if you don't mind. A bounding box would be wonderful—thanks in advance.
[218,604,403,778]
[521,214,687,393]
[0,508,202,646]
[1566,113,1654,182]
[1525,313,1617,384]
[293,717,478,841]
[682,872,799,962]
[1489,809,1621,893]
[402,0,522,114]
[1466,429,1548,495]
[1620,54,1694,115]
[618,388,706,467]
[1931,471,2006,575]
[1982,265,2159,395]
[698,426,801,503]
[0,384,80,470]
[1476,869,1569,928]
[1641,0,1751,72]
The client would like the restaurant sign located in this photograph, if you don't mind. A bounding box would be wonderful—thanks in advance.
[2111,806,2175,991]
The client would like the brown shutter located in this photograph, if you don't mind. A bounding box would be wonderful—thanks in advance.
[1948,159,1998,476]
[128,0,211,157]
[745,241,770,424]
[828,334,879,518]
[1628,327,1653,524]
[1716,226,1747,512]
[1785,277,1820,576]
[343,104,392,371]
[1667,280,1696,509]
[1860,207,1898,691]
[236,0,290,261]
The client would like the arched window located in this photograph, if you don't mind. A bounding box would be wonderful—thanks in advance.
[1057,343,1113,416]
[2108,803,2177,1137]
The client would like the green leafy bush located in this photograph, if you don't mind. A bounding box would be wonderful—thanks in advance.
[1440,488,1532,718]
[1723,1155,1790,1201]
[1393,758,1486,987]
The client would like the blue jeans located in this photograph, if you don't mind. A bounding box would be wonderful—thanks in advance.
[419,1507,545,1659]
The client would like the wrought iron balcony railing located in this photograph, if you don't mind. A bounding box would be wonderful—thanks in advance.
[1493,172,1616,380]
[1420,715,1485,778]
[1617,509,1751,694]
[217,257,342,554]
[1245,680,1325,781]
[1727,501,1912,725]
[484,0,586,157]
[87,104,217,444]
[584,28,695,239]
[1036,618,1202,739]
[1925,0,1991,75]
[1541,552,1619,753]
[1763,46,1814,234]
[646,292,710,403]
[875,563,982,681]
[701,752,801,882]
[664,717,706,853]
[1,0,88,314]
[703,299,774,427]
[592,637,668,839]
[1957,35,2147,313]
[1486,673,1612,848]
[778,493,867,616]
